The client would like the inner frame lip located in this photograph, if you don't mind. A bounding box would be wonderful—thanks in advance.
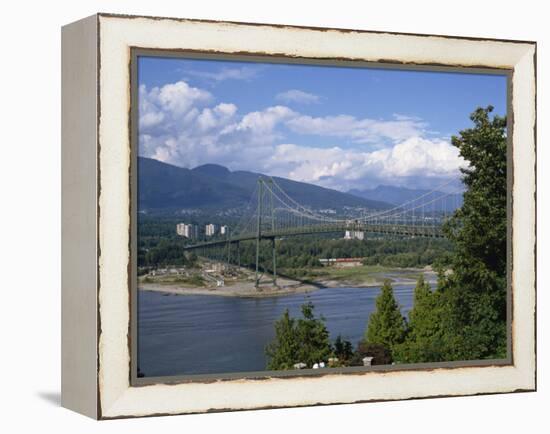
[128,47,514,387]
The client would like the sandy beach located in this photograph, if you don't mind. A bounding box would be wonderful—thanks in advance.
[138,267,437,298]
[139,277,318,298]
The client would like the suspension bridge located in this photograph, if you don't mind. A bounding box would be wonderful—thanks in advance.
[184,177,462,287]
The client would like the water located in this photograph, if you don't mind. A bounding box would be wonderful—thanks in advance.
[137,285,415,377]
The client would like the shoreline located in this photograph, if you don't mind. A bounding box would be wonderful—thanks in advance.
[139,267,437,298]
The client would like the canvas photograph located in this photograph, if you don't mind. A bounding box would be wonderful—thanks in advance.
[134,54,509,379]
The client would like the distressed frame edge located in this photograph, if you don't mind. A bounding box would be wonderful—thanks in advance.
[61,13,100,419]
[93,14,536,419]
[96,11,537,46]
[129,47,515,387]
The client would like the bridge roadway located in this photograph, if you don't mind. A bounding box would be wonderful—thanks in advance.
[183,222,444,250]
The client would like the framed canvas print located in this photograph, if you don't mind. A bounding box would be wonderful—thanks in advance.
[61,13,536,419]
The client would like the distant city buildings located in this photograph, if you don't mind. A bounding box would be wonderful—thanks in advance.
[344,230,365,241]
[205,223,217,237]
[177,222,230,238]
[176,223,198,239]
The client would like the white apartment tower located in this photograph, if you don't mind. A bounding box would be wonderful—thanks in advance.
[176,223,198,239]
[205,223,217,237]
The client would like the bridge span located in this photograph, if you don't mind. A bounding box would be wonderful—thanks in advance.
[181,177,459,288]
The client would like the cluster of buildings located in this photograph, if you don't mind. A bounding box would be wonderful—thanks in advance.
[205,224,229,236]
[176,223,229,239]
[176,223,199,239]
[344,230,365,240]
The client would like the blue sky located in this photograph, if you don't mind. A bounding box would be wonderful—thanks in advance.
[138,56,507,191]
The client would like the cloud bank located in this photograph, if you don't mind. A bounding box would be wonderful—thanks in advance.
[138,80,466,191]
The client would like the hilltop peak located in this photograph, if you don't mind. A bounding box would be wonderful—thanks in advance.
[192,164,231,179]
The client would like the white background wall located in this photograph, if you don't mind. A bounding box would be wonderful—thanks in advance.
[0,0,546,432]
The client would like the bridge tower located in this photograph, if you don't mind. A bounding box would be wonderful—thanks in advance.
[255,178,263,287]
[255,178,278,288]
[268,179,277,287]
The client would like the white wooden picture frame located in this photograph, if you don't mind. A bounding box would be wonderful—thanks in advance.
[61,13,536,419]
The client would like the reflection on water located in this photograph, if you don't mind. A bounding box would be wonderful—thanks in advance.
[138,285,415,377]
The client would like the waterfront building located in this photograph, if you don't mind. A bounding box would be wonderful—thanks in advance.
[344,230,365,240]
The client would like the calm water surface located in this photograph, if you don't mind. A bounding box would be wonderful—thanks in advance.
[138,285,415,377]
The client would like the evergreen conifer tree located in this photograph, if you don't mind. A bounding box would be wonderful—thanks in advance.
[265,310,299,370]
[365,280,406,354]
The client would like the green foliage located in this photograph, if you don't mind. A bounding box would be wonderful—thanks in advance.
[231,236,453,279]
[395,106,508,363]
[139,239,190,267]
[364,280,406,352]
[350,342,392,366]
[333,335,354,363]
[265,310,299,370]
[437,106,507,360]
[393,276,445,363]
[266,302,332,370]
[295,303,333,367]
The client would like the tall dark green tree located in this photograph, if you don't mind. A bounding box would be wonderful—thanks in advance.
[265,310,299,370]
[266,302,332,369]
[364,280,406,353]
[383,106,508,364]
[436,105,508,360]
[393,275,445,363]
[295,302,332,367]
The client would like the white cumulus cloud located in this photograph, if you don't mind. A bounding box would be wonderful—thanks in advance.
[286,113,427,144]
[263,137,466,191]
[276,89,321,104]
[138,78,465,191]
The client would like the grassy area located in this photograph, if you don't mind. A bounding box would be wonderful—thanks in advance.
[281,264,403,285]
[140,263,428,290]
[316,265,387,284]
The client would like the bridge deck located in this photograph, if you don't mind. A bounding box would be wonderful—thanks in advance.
[183,223,444,250]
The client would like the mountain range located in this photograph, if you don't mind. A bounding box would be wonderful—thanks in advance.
[138,157,392,212]
[348,185,463,211]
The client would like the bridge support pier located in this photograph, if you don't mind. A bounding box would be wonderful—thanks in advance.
[271,237,277,286]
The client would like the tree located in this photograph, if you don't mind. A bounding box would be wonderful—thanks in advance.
[265,302,332,370]
[393,275,445,363]
[295,302,332,367]
[350,342,393,366]
[333,334,354,364]
[364,280,406,354]
[437,106,508,360]
[265,310,299,370]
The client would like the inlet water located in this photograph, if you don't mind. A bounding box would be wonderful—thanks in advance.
[138,285,415,377]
